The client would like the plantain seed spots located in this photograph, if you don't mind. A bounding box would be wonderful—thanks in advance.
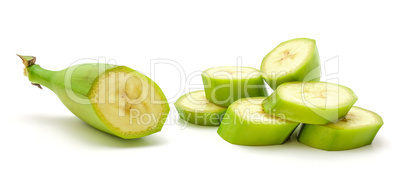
[318,90,327,99]
[277,50,296,62]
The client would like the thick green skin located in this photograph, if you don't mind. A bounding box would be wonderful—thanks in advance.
[27,64,170,139]
[260,38,321,90]
[174,90,227,126]
[174,104,226,126]
[297,107,384,151]
[202,71,268,107]
[217,98,300,146]
[262,82,357,125]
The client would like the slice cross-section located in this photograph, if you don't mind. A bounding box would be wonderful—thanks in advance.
[90,66,170,139]
[175,90,227,126]
[260,38,321,89]
[297,106,384,151]
[217,97,299,146]
[202,66,267,107]
[262,81,357,124]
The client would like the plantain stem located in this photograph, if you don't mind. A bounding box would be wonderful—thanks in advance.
[17,54,43,89]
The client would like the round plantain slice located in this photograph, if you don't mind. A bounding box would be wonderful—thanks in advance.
[202,66,267,107]
[297,106,384,151]
[217,97,299,146]
[260,38,321,90]
[262,81,358,124]
[175,90,227,126]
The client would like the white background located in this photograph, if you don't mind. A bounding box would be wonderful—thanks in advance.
[1,0,401,180]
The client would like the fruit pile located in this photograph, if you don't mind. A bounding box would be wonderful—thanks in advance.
[19,38,383,151]
[175,38,383,151]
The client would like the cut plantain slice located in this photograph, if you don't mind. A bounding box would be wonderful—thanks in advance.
[262,81,357,124]
[202,66,268,107]
[175,90,227,126]
[260,38,321,90]
[217,97,299,146]
[297,106,384,151]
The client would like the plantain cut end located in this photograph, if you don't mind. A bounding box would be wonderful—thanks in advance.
[17,54,41,89]
[17,54,36,67]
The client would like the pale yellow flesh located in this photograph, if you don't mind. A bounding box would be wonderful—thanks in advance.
[92,71,164,133]
[327,107,383,129]
[279,82,355,109]
[231,98,285,124]
[178,91,226,112]
[262,39,314,77]
[203,66,262,79]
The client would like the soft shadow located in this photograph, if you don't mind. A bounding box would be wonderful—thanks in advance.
[233,124,384,158]
[23,114,167,148]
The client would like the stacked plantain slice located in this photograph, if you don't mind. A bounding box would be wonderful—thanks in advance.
[175,38,383,151]
[175,66,268,125]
